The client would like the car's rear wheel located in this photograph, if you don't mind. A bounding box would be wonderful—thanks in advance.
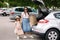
[45,29,60,40]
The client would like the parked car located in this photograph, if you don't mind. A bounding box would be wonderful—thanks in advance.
[10,7,38,20]
[32,11,60,40]
[0,9,3,15]
[0,8,11,16]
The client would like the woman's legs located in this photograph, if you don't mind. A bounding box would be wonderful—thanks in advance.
[24,32,34,38]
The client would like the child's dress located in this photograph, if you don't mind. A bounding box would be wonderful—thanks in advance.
[14,21,24,35]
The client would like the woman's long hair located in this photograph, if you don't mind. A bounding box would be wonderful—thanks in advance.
[24,7,29,15]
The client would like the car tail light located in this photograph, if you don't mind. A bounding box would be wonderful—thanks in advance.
[38,19,49,23]
[10,12,14,15]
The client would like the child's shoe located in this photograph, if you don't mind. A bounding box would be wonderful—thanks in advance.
[23,35,27,38]
[17,36,20,40]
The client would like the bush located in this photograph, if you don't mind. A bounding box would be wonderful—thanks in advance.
[0,1,3,7]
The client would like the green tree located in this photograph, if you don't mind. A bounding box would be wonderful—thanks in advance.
[0,0,38,8]
[43,0,60,7]
[0,1,3,7]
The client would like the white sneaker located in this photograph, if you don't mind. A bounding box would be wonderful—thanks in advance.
[29,35,34,38]
[23,36,27,38]
[17,36,19,40]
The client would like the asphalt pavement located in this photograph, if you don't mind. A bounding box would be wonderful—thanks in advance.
[0,16,42,40]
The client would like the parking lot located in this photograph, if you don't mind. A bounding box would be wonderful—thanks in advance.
[0,16,42,40]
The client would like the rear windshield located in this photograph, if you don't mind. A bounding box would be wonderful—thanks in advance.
[15,8,32,12]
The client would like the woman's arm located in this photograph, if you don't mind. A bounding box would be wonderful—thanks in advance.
[20,13,23,23]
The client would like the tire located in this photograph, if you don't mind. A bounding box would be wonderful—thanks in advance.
[2,12,7,16]
[45,29,60,40]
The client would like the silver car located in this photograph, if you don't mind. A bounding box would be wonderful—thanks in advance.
[10,7,37,20]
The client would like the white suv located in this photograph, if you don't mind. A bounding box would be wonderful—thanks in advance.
[0,8,10,16]
[32,11,60,40]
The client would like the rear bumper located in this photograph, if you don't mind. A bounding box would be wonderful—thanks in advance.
[10,17,15,20]
[32,29,45,37]
[10,16,15,20]
[33,31,44,36]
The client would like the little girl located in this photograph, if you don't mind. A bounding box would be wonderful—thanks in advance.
[14,16,24,39]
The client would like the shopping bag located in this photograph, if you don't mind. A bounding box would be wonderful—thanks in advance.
[29,15,37,27]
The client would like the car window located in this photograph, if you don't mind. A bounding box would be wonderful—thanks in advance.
[32,9,37,13]
[3,9,7,11]
[27,8,32,12]
[15,8,32,12]
[15,8,24,12]
[54,13,60,19]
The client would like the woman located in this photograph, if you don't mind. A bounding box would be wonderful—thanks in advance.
[21,7,33,38]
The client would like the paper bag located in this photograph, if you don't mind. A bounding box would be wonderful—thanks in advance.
[30,15,37,27]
